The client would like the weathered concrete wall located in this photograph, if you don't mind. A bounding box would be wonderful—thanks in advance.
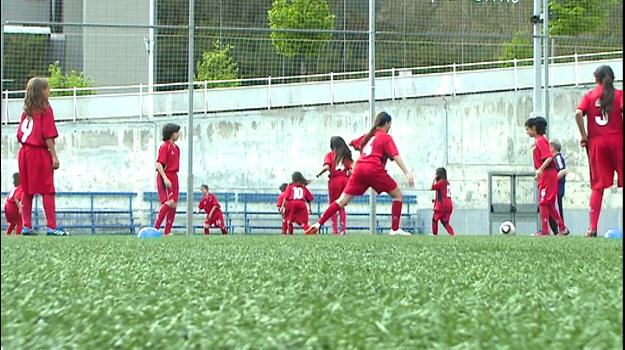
[2,85,622,234]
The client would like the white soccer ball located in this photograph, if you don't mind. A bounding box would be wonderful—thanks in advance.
[499,221,516,235]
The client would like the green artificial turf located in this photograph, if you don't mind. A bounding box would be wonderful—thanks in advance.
[1,235,622,349]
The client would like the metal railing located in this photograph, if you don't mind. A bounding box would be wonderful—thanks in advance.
[2,51,622,124]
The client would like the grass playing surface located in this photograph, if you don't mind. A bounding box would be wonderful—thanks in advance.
[1,235,622,349]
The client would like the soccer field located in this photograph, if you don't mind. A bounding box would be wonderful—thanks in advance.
[1,235,622,349]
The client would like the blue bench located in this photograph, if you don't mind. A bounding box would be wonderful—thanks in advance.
[1,192,138,234]
[142,192,236,233]
[239,193,419,234]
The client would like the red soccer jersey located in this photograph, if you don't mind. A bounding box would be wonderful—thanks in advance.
[16,106,58,147]
[5,186,23,205]
[277,192,286,207]
[198,193,221,213]
[350,130,399,168]
[533,135,555,170]
[285,184,314,202]
[431,180,452,211]
[323,152,353,178]
[577,86,623,137]
[157,141,180,172]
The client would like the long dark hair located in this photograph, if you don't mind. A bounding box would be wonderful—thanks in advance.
[291,171,310,186]
[594,65,615,114]
[435,167,447,181]
[279,183,288,192]
[330,136,353,168]
[13,172,20,186]
[360,111,392,152]
[524,116,547,135]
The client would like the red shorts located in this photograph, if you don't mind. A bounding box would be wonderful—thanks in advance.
[343,164,398,196]
[588,134,623,190]
[286,201,309,226]
[328,175,349,202]
[538,170,558,205]
[205,209,224,227]
[18,145,55,195]
[4,203,20,224]
[433,208,452,223]
[157,172,179,204]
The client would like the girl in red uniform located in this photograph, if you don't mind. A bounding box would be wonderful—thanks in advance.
[4,173,23,235]
[575,65,623,237]
[197,184,227,235]
[316,136,353,235]
[525,117,570,237]
[154,123,180,236]
[431,167,455,236]
[277,183,288,235]
[280,172,314,235]
[306,112,414,236]
[16,77,67,236]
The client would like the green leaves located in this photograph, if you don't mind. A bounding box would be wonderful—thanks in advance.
[1,235,622,349]
[268,0,335,59]
[195,41,242,88]
[48,61,95,97]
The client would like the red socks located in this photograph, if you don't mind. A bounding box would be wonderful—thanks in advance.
[589,189,604,232]
[282,220,287,235]
[391,201,402,231]
[339,208,346,232]
[42,194,56,229]
[164,206,176,235]
[432,220,439,236]
[539,204,550,234]
[442,222,455,236]
[21,193,33,230]
[319,202,341,225]
[154,204,169,229]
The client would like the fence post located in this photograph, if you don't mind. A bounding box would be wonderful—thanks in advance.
[72,87,77,122]
[139,83,144,119]
[90,194,95,234]
[330,72,334,105]
[3,90,8,125]
[574,53,579,86]
[203,80,208,116]
[267,76,272,110]
[391,67,396,100]
[129,194,135,235]
[513,59,518,91]
[452,63,457,96]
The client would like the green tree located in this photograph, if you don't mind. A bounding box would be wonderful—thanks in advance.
[196,41,241,88]
[499,31,533,62]
[48,61,95,96]
[549,0,621,36]
[268,0,335,75]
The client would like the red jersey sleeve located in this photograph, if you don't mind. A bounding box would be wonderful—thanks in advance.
[304,187,314,202]
[350,134,366,151]
[577,93,590,115]
[208,194,221,209]
[383,134,400,159]
[15,186,23,202]
[198,197,206,211]
[431,180,443,191]
[41,106,58,140]
[537,137,553,161]
[277,193,285,207]
[157,143,169,166]
[323,152,333,167]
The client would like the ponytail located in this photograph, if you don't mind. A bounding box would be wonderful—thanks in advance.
[360,111,392,151]
[594,65,615,114]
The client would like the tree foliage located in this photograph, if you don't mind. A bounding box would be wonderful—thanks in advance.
[196,42,241,88]
[47,61,95,96]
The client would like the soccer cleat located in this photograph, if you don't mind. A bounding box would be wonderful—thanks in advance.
[558,228,570,237]
[586,230,597,238]
[304,223,320,235]
[21,227,36,236]
[532,231,549,237]
[339,231,346,236]
[390,228,411,236]
[46,227,69,236]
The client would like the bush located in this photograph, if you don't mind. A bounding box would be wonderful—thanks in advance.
[48,61,95,96]
[195,42,241,88]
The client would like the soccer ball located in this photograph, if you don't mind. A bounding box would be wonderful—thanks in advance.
[499,221,516,235]
[137,227,163,239]
[603,228,623,239]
